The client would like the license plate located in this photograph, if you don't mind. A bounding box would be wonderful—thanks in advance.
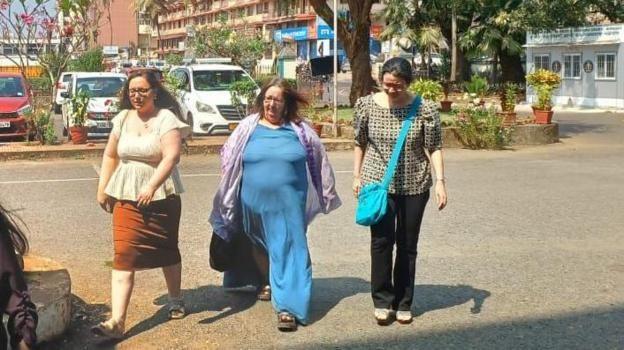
[0,121,10,128]
[228,123,237,131]
[96,121,112,129]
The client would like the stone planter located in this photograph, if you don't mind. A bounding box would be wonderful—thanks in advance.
[23,255,72,343]
[497,111,517,127]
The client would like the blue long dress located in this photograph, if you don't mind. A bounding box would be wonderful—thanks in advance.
[224,123,311,324]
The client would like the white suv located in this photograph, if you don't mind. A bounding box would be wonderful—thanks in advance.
[169,64,258,135]
[61,72,126,138]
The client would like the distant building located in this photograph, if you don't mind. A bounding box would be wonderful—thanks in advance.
[525,24,624,108]
[94,2,153,60]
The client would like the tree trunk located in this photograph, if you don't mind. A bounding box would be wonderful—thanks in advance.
[348,29,376,106]
[450,9,457,82]
[490,52,498,85]
[500,51,524,83]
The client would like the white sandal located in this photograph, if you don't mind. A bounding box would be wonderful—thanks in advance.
[91,319,125,339]
[396,310,413,324]
[374,308,395,325]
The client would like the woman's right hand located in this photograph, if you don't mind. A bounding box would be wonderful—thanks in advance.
[352,177,362,198]
[97,190,115,213]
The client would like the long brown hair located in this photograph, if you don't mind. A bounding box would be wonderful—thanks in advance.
[254,78,308,123]
[118,70,183,121]
[0,203,29,256]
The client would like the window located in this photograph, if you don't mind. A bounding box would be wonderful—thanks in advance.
[534,54,550,71]
[596,53,616,80]
[563,53,581,79]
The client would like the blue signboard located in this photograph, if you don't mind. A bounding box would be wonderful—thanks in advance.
[317,25,334,39]
[274,27,309,42]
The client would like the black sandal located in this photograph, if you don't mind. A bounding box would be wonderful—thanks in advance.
[277,312,297,332]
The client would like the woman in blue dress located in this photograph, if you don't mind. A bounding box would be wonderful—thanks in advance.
[210,78,341,331]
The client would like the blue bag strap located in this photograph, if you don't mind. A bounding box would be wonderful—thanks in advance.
[381,96,422,189]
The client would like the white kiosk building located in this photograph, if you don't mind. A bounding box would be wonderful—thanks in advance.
[525,24,624,108]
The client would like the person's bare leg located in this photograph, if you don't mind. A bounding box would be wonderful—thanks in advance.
[111,269,135,327]
[162,263,182,299]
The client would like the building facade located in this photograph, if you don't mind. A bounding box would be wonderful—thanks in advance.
[156,0,386,61]
[95,2,152,59]
[526,24,624,108]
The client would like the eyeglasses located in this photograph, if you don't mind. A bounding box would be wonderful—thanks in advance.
[263,96,284,105]
[129,88,152,96]
[382,82,406,92]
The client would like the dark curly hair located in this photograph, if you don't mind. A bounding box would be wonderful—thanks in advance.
[253,78,308,123]
[118,69,183,121]
[379,57,414,85]
[0,203,29,256]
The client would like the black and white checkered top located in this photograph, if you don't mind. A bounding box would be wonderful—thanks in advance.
[354,94,442,195]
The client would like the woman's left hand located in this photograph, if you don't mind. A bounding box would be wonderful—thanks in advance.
[137,184,156,207]
[435,180,447,210]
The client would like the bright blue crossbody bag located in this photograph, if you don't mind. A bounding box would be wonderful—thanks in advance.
[355,96,422,226]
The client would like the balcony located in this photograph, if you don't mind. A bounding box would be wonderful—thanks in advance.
[138,24,153,35]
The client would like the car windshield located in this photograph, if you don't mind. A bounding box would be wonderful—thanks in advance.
[76,77,126,98]
[192,70,253,91]
[0,77,25,97]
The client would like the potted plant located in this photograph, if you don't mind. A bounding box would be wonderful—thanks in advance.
[525,69,561,124]
[408,78,443,105]
[498,82,518,126]
[302,97,328,137]
[67,89,90,144]
[440,80,453,112]
[464,75,489,106]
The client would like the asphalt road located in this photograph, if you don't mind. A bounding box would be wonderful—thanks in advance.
[0,112,623,349]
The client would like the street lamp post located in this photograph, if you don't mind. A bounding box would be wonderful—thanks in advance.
[332,0,338,137]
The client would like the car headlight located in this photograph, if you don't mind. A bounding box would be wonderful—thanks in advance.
[17,104,32,115]
[196,101,217,114]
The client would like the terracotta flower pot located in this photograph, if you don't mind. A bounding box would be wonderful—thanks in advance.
[532,108,554,124]
[312,123,323,137]
[69,126,88,144]
[497,111,517,126]
[440,100,452,112]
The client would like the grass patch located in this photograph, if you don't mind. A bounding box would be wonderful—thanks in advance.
[315,107,455,124]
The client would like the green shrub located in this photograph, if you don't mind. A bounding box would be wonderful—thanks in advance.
[28,76,53,92]
[408,79,443,101]
[25,109,57,145]
[229,79,259,113]
[68,47,104,72]
[464,75,489,97]
[452,106,511,149]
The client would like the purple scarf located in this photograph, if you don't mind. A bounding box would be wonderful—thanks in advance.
[209,113,342,241]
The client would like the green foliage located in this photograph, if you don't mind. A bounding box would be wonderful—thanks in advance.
[408,79,443,102]
[464,75,489,97]
[526,69,561,110]
[229,79,259,113]
[68,47,104,72]
[28,76,52,92]
[165,53,184,66]
[452,106,511,150]
[501,82,519,112]
[190,18,267,71]
[68,89,91,127]
[25,109,56,145]
[254,74,275,88]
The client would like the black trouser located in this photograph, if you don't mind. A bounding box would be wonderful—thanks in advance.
[370,191,430,311]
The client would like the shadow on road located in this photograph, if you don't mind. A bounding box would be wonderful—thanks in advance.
[309,279,490,324]
[295,306,624,349]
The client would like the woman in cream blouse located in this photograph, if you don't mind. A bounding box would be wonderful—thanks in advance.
[93,70,191,339]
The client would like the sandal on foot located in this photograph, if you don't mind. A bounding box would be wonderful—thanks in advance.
[257,285,271,301]
[277,312,297,332]
[167,298,186,320]
[374,308,395,326]
[91,319,125,339]
[396,310,413,324]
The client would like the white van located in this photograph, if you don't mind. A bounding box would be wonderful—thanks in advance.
[169,64,259,135]
[54,72,73,114]
[61,72,127,138]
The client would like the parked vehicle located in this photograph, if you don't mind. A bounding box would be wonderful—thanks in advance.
[0,73,32,140]
[54,72,73,114]
[60,72,126,138]
[169,64,259,135]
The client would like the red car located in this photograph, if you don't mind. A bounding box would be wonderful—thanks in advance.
[0,73,32,139]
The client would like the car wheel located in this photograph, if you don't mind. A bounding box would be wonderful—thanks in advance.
[54,103,61,114]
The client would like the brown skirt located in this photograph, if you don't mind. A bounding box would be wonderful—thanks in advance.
[112,195,182,271]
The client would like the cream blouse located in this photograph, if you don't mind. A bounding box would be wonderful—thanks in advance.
[104,109,191,201]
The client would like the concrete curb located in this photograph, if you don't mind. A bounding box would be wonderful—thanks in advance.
[0,139,356,161]
[23,255,72,344]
